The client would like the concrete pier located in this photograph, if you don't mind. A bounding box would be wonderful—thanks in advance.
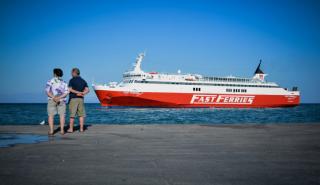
[1,124,320,185]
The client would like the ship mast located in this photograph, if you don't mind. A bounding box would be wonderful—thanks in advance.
[133,52,145,73]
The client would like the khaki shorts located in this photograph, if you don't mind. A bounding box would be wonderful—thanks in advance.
[47,100,66,116]
[69,98,86,117]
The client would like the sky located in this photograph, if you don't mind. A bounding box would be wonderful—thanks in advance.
[0,0,319,103]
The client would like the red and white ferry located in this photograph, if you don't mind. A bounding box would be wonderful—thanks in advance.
[93,53,300,108]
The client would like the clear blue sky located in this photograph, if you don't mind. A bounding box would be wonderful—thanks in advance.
[0,0,319,103]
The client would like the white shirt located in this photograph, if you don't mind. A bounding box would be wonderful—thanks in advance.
[45,77,69,102]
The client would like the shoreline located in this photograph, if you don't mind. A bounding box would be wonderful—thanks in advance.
[1,122,320,133]
[1,124,320,185]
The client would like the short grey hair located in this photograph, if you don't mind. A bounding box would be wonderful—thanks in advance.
[72,68,80,75]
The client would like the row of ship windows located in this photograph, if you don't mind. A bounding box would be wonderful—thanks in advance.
[226,88,247,93]
[203,77,251,82]
[126,80,277,88]
[193,88,246,92]
[123,74,144,78]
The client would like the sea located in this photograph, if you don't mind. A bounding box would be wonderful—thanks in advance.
[0,103,319,125]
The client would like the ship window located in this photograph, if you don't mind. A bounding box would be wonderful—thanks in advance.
[193,87,201,91]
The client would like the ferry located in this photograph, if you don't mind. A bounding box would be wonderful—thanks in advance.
[93,53,300,108]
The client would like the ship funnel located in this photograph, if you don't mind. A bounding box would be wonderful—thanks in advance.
[254,60,264,74]
[253,60,267,81]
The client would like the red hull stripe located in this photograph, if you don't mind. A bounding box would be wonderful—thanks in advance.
[94,90,300,108]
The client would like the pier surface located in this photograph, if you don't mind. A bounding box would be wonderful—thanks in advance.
[1,124,320,185]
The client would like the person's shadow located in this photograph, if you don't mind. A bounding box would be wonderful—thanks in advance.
[53,125,91,134]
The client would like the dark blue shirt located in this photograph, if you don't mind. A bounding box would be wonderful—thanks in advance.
[68,76,88,99]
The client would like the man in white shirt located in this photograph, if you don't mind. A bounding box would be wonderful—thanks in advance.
[45,68,69,135]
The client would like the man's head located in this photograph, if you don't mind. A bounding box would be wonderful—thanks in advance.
[72,68,80,77]
[53,68,63,78]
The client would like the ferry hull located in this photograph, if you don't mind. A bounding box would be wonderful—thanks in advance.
[94,90,300,108]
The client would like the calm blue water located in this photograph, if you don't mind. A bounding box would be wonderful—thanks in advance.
[0,103,319,125]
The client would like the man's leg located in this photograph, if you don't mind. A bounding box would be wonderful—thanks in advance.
[48,115,54,134]
[79,116,84,132]
[47,100,56,135]
[58,101,66,134]
[59,114,65,134]
[68,99,77,133]
[68,117,74,132]
[58,102,66,134]
[78,98,86,132]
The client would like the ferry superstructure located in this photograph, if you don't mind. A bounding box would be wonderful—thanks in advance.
[93,53,300,108]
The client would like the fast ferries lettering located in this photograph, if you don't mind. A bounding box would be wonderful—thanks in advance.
[190,95,255,104]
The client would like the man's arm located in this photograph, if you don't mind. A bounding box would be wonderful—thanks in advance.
[82,81,90,95]
[53,92,69,102]
[74,87,89,97]
[82,87,90,95]
[57,92,69,99]
[45,81,55,99]
[69,87,82,94]
[46,91,55,99]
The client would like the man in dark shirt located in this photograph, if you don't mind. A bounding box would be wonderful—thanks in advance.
[67,68,89,133]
